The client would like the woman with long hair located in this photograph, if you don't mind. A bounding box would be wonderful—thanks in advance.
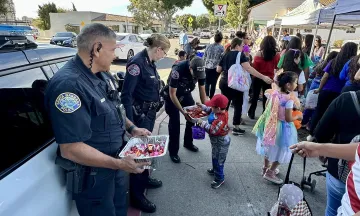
[311,36,325,62]
[341,55,360,93]
[248,36,280,119]
[217,38,272,135]
[308,42,358,140]
[278,37,314,80]
[302,34,314,56]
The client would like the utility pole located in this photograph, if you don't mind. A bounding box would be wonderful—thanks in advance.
[238,0,243,31]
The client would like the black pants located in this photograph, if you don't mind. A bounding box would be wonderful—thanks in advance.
[248,77,271,117]
[75,169,128,216]
[309,90,340,136]
[130,109,157,201]
[205,68,220,99]
[165,94,195,156]
[219,78,243,125]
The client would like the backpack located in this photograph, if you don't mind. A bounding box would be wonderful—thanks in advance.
[227,52,251,92]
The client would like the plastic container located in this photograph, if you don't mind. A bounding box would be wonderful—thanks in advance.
[183,105,209,123]
[118,135,169,170]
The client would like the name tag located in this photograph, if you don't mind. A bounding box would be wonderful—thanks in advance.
[100,98,106,103]
[150,76,155,79]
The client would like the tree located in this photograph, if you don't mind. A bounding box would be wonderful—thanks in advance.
[196,14,210,29]
[37,3,58,30]
[128,0,193,31]
[176,14,197,31]
[0,0,8,16]
[57,7,72,13]
[72,2,77,11]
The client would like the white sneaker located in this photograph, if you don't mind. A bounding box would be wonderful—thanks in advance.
[307,135,314,141]
[263,169,284,185]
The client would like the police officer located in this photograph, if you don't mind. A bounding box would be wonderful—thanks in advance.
[121,34,170,213]
[44,23,151,216]
[163,55,207,163]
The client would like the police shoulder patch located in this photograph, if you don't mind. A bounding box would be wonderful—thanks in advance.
[128,64,140,76]
[55,92,81,113]
[171,70,179,79]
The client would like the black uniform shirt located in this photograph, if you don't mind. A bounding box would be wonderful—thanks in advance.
[121,49,160,122]
[168,60,205,97]
[45,55,125,156]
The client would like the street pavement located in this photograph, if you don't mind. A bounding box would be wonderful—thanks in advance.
[144,88,327,216]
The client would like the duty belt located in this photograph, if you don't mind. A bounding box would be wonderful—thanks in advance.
[134,101,160,111]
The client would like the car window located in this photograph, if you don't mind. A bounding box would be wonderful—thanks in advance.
[56,61,67,70]
[54,32,73,37]
[116,36,126,41]
[0,68,53,176]
[49,64,58,73]
[136,36,144,42]
[129,35,137,42]
[42,65,54,79]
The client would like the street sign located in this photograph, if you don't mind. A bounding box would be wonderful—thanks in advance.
[80,21,85,26]
[188,17,193,23]
[214,4,227,17]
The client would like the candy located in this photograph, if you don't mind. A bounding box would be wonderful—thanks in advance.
[123,141,166,158]
[186,107,209,119]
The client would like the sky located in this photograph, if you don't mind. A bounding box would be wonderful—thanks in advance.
[13,0,208,19]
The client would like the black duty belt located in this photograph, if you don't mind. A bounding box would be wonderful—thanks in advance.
[134,101,160,111]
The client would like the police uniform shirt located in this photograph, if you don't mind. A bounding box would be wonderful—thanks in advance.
[45,55,125,156]
[121,49,160,122]
[168,60,205,96]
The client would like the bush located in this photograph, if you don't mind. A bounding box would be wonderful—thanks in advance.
[333,40,344,48]
[65,24,80,34]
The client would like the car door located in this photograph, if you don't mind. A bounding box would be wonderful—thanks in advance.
[0,67,72,216]
[136,35,145,52]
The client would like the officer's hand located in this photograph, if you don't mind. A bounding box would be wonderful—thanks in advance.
[182,110,192,122]
[119,155,151,174]
[131,127,151,137]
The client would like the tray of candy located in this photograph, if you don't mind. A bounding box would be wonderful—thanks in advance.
[183,105,209,122]
[118,135,169,160]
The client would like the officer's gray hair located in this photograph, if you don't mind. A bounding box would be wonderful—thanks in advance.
[77,23,116,52]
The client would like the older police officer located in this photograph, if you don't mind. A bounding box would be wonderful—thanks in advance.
[45,23,151,216]
[121,34,170,213]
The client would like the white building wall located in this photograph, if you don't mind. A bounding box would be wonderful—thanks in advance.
[299,28,360,46]
[249,0,304,22]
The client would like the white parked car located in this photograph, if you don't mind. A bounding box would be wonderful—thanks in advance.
[115,33,146,61]
[139,30,153,40]
[200,29,211,39]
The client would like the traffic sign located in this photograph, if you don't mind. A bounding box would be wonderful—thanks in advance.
[214,4,227,17]
[188,17,193,23]
[80,21,85,26]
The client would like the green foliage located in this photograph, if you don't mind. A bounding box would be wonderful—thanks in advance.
[0,0,8,16]
[196,14,210,29]
[128,0,156,29]
[176,14,197,31]
[37,3,58,30]
[65,24,80,34]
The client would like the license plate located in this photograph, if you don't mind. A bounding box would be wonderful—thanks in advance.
[57,42,61,45]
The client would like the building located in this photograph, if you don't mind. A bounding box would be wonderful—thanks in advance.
[47,11,162,37]
[248,0,305,28]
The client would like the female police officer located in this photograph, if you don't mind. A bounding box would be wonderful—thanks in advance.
[162,55,207,163]
[121,34,170,213]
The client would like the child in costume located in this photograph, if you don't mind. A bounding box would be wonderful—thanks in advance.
[253,71,302,184]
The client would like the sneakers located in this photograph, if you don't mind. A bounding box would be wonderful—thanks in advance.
[263,169,284,185]
[207,168,214,175]
[232,128,245,136]
[211,179,225,189]
[306,135,314,141]
[262,166,280,176]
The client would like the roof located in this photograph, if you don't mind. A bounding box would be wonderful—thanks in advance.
[92,14,162,25]
[249,0,272,10]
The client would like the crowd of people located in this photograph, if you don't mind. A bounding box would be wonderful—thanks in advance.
[175,29,360,215]
[45,22,359,216]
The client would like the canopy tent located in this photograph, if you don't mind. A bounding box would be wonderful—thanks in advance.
[335,0,360,15]
[319,2,360,25]
[280,0,322,27]
[266,19,282,28]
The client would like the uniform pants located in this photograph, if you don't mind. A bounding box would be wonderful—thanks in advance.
[219,79,243,126]
[75,169,128,216]
[205,68,220,99]
[165,94,195,156]
[309,90,339,136]
[248,77,271,117]
[130,109,157,201]
[210,135,231,181]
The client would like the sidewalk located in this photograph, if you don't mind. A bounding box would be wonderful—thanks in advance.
[144,89,327,216]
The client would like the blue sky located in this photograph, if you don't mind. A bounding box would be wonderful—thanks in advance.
[14,0,208,19]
